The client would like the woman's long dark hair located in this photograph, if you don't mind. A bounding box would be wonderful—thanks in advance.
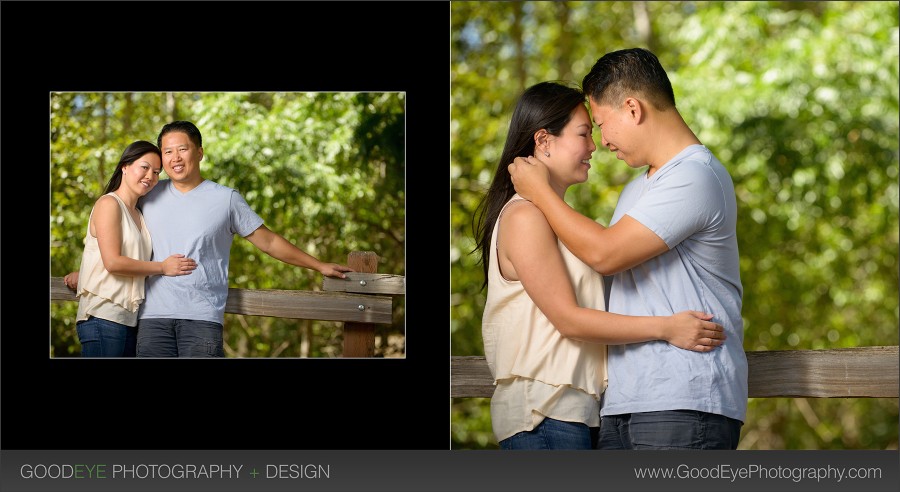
[472,81,586,290]
[103,140,161,195]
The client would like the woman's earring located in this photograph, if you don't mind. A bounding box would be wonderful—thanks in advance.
[544,152,550,157]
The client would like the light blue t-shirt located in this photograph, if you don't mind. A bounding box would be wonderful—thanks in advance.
[603,144,748,422]
[138,179,264,324]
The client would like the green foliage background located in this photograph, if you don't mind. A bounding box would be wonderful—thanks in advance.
[451,1,899,449]
[51,92,405,358]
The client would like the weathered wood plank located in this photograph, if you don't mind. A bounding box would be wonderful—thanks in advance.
[51,277,392,324]
[50,278,77,302]
[322,272,405,295]
[225,288,392,324]
[451,356,496,398]
[451,346,900,399]
[342,252,380,357]
[746,346,899,398]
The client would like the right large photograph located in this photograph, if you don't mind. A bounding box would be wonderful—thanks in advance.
[450,1,899,450]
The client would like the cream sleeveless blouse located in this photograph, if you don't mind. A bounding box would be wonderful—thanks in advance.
[75,192,152,327]
[482,195,608,442]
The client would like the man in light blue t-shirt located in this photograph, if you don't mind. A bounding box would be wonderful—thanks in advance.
[136,121,352,357]
[508,48,747,449]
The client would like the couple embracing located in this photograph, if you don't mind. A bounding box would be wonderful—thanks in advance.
[474,48,747,450]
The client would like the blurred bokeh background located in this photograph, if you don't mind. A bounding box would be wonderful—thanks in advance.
[451,1,898,449]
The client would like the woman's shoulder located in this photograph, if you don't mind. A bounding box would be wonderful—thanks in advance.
[93,193,120,210]
[90,193,124,221]
[497,195,559,266]
[501,196,543,221]
[499,196,553,236]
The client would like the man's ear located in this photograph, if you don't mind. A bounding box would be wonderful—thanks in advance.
[623,97,644,124]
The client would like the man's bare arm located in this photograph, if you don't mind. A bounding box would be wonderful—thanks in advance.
[509,156,668,274]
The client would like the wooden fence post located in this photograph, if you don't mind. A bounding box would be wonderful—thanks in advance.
[343,251,379,357]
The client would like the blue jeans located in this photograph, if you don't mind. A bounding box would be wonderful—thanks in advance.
[598,410,742,450]
[499,418,598,450]
[136,319,225,358]
[76,317,137,357]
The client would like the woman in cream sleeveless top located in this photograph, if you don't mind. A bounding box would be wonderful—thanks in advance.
[473,82,726,449]
[63,140,197,357]
[76,192,153,327]
[482,194,607,447]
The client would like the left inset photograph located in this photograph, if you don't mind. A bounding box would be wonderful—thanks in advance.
[51,92,406,358]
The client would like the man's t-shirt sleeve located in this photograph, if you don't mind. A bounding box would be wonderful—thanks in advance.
[229,190,266,237]
[625,162,726,249]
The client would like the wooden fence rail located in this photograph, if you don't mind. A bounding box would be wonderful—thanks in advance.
[451,345,899,398]
[51,251,405,357]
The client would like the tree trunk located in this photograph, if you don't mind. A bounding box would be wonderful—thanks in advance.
[556,2,572,82]
[166,92,177,121]
[633,1,656,53]
[98,93,109,187]
[511,1,526,95]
